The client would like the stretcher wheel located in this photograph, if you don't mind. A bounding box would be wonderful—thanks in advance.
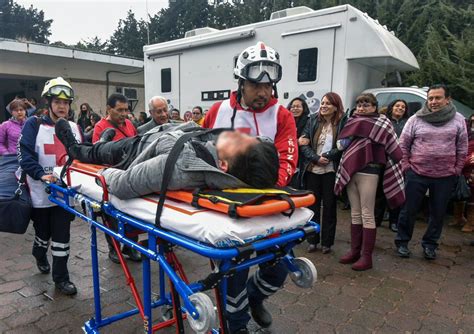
[186,293,216,333]
[289,257,317,288]
[159,305,174,321]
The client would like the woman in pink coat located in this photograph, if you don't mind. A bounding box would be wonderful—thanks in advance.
[0,99,27,155]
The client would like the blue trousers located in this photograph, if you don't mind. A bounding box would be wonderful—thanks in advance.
[395,170,456,250]
[225,257,287,332]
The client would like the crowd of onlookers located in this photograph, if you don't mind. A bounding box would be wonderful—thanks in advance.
[287,85,473,272]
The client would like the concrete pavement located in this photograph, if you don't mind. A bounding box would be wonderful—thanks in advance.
[0,208,473,333]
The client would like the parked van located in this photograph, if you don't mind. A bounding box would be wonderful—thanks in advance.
[363,87,473,117]
[143,4,419,113]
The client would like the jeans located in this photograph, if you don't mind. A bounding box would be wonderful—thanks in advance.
[395,170,456,250]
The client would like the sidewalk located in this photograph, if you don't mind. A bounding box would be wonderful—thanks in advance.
[0,209,473,333]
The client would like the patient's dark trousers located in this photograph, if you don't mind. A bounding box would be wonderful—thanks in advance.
[70,137,140,169]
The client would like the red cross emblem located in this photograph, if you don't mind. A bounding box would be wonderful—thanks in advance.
[44,135,68,166]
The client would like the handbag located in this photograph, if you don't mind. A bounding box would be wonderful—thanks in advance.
[452,175,471,202]
[0,170,32,234]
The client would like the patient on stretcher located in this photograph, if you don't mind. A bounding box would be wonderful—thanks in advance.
[55,120,279,199]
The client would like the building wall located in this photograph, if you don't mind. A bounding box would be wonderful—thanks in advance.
[71,81,145,117]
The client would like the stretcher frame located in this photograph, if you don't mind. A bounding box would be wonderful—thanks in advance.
[48,165,320,333]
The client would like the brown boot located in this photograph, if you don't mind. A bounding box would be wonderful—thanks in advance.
[450,201,467,226]
[339,224,363,264]
[352,228,376,271]
[462,203,474,232]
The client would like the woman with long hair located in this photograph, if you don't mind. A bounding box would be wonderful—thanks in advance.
[375,99,409,232]
[78,103,93,132]
[335,93,404,271]
[288,97,310,187]
[300,92,346,253]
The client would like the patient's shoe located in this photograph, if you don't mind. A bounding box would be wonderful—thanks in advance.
[99,128,116,143]
[55,118,78,152]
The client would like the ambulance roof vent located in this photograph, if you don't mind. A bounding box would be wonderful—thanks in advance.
[270,6,313,20]
[185,27,220,38]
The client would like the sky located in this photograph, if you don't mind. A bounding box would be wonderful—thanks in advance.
[15,0,168,45]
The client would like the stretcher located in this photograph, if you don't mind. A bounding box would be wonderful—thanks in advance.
[49,162,320,333]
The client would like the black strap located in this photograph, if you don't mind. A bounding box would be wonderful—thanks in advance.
[14,170,28,198]
[280,194,295,217]
[154,128,226,227]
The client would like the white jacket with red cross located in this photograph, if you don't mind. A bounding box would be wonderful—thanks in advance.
[203,91,297,187]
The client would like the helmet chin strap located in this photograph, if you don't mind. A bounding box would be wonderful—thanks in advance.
[231,80,244,129]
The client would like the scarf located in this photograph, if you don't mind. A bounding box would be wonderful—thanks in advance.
[334,113,405,208]
[416,102,456,126]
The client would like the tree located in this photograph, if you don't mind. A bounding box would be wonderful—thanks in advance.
[74,37,108,53]
[107,10,147,58]
[0,0,52,43]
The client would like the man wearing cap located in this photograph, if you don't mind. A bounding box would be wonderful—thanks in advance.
[203,42,298,334]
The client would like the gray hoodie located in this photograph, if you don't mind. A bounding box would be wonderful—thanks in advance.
[100,122,247,199]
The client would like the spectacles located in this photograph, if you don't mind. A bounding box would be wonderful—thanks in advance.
[48,85,74,99]
[192,112,201,115]
[291,105,302,109]
[356,103,373,108]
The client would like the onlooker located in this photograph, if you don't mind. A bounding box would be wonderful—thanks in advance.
[83,113,101,143]
[461,114,474,233]
[138,112,148,126]
[192,106,204,126]
[137,96,170,134]
[92,93,137,143]
[6,97,36,117]
[299,92,346,254]
[395,84,468,260]
[0,98,27,155]
[18,77,82,295]
[170,108,184,122]
[183,110,192,122]
[374,99,409,232]
[77,103,93,132]
[335,93,404,271]
[127,111,140,128]
[288,97,310,188]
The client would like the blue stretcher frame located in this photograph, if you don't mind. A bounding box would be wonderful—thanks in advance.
[48,181,320,333]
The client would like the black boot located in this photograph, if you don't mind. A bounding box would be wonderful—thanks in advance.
[55,118,78,154]
[36,256,50,274]
[55,280,77,295]
[108,247,120,264]
[249,303,272,328]
[99,128,116,143]
[122,246,142,262]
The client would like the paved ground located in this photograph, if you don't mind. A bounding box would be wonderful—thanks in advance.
[0,207,473,333]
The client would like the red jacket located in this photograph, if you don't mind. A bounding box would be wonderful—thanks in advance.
[203,92,297,187]
[92,118,137,143]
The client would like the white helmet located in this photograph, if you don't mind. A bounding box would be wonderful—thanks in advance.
[234,41,282,84]
[41,77,74,101]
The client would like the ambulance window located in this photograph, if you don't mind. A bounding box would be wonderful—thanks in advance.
[161,68,171,93]
[298,48,318,82]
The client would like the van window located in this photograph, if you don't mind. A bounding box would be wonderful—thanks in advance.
[161,68,171,93]
[298,48,318,82]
